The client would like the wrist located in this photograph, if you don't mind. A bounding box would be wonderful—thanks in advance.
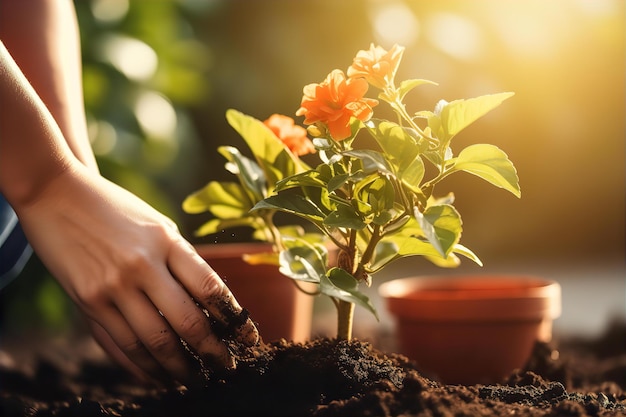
[1,156,80,210]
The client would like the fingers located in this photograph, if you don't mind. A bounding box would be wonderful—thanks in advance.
[113,288,200,383]
[165,238,259,347]
[143,267,235,370]
[88,286,227,386]
[90,305,171,382]
[86,318,152,383]
[90,291,195,384]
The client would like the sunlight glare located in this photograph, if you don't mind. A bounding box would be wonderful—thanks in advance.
[425,13,482,61]
[370,1,420,46]
[573,0,619,16]
[487,2,567,60]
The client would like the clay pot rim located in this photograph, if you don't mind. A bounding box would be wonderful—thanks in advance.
[379,274,559,300]
[194,242,275,259]
[378,274,561,321]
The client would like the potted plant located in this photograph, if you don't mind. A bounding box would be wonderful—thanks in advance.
[186,42,543,386]
[183,111,328,342]
[252,43,523,345]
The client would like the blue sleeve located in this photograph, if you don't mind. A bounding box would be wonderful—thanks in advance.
[0,194,33,290]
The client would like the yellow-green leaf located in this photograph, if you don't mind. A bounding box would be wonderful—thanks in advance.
[243,251,280,266]
[183,181,252,218]
[453,144,521,198]
[226,109,307,185]
[440,92,514,138]
[397,78,437,101]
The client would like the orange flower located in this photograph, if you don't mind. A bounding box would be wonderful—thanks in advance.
[296,69,378,141]
[347,44,405,90]
[264,114,315,156]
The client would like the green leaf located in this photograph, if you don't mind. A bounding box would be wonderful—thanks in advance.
[225,109,307,187]
[369,233,467,272]
[400,157,426,193]
[452,144,521,198]
[451,243,483,266]
[368,240,400,272]
[253,193,326,223]
[278,237,327,283]
[276,169,327,191]
[353,174,396,224]
[422,244,483,268]
[423,146,453,170]
[365,120,418,163]
[397,78,438,101]
[343,149,392,175]
[243,251,280,266]
[321,268,378,319]
[414,204,462,257]
[439,92,514,138]
[327,173,350,192]
[250,224,308,242]
[182,181,252,217]
[324,201,367,230]
[367,226,482,273]
[366,235,435,272]
[364,120,426,191]
[218,146,266,202]
[423,252,461,268]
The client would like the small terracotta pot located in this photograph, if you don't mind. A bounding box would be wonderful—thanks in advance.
[378,275,561,384]
[195,243,313,343]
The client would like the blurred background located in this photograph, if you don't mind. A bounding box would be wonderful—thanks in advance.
[1,0,623,340]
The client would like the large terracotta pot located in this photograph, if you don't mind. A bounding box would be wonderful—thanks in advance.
[195,243,313,343]
[378,275,561,384]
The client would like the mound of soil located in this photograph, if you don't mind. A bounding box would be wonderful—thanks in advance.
[1,320,624,416]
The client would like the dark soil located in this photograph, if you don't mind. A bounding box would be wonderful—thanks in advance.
[1,320,624,417]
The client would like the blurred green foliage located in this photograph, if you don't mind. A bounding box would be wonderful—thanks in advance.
[75,0,213,220]
[1,0,213,333]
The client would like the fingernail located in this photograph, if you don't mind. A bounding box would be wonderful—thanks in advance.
[235,318,260,346]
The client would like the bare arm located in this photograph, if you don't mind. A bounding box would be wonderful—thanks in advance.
[0,8,258,385]
[0,40,74,205]
[0,0,97,171]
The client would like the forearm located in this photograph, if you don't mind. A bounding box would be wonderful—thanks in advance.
[0,0,98,171]
[0,40,79,208]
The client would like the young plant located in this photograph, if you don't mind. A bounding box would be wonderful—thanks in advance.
[250,44,521,340]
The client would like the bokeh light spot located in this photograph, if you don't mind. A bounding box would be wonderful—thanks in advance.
[135,91,178,141]
[99,35,158,81]
[425,13,482,61]
[370,2,420,46]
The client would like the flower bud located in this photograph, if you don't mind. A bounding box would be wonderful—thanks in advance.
[307,124,323,138]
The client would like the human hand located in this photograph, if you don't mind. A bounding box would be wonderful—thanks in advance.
[13,165,259,384]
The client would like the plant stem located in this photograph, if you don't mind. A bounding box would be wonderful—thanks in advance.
[389,97,436,147]
[360,224,381,265]
[336,299,355,340]
[263,211,283,250]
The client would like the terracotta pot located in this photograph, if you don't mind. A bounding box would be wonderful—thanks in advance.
[378,275,561,384]
[195,243,313,343]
